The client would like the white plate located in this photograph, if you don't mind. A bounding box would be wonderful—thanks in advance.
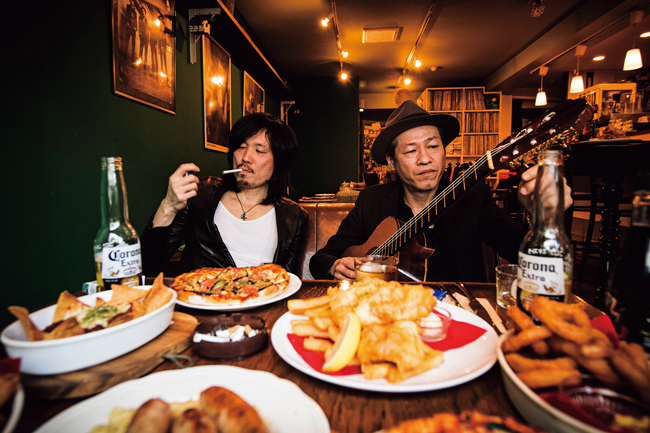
[175,273,302,311]
[1,287,176,375]
[1,384,24,433]
[497,331,608,433]
[271,303,498,393]
[34,366,329,433]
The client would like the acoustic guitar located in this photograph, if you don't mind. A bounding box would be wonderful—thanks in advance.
[343,98,594,281]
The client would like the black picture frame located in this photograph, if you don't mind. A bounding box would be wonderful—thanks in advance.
[202,35,231,152]
[111,0,176,114]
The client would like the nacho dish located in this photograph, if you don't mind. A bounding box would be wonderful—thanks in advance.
[8,274,172,341]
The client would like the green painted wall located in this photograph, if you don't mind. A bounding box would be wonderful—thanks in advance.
[1,2,359,324]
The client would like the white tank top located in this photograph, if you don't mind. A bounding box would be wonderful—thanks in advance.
[214,201,278,268]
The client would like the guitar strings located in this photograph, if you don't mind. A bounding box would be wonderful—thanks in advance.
[375,150,493,256]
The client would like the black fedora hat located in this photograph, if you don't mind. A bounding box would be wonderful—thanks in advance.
[371,100,460,165]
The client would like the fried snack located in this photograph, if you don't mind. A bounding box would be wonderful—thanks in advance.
[529,296,592,344]
[505,353,577,373]
[143,273,174,314]
[7,306,44,341]
[383,411,541,433]
[287,295,331,314]
[506,305,549,355]
[108,284,150,306]
[328,279,435,327]
[580,328,613,359]
[291,321,330,338]
[361,362,392,380]
[311,316,334,331]
[501,326,552,353]
[547,336,622,387]
[610,342,650,403]
[517,369,582,390]
[43,318,84,340]
[303,336,333,352]
[328,324,340,342]
[52,291,87,323]
[304,305,332,318]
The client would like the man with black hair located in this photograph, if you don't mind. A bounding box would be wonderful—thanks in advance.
[141,112,308,276]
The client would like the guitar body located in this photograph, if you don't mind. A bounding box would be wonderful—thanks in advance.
[343,217,434,281]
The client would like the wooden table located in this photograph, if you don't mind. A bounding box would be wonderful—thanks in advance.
[7,281,599,433]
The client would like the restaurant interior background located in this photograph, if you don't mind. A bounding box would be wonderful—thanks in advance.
[2,0,649,323]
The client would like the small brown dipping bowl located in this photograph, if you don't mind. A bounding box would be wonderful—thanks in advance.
[192,313,268,359]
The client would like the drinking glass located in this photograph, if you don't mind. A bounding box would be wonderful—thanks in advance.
[354,255,398,281]
[495,264,518,308]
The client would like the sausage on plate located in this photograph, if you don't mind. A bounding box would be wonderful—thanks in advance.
[199,386,269,433]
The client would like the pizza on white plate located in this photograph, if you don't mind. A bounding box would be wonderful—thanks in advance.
[171,264,291,305]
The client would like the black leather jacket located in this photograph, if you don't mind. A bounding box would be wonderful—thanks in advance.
[141,177,308,276]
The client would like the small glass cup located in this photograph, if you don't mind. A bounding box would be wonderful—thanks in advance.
[495,264,518,308]
[418,306,452,342]
[354,255,398,281]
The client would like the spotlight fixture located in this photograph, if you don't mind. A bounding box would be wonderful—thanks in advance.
[321,13,333,27]
[624,10,644,71]
[535,66,548,106]
[569,45,587,94]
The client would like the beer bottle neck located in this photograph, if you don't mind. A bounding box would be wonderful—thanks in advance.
[531,150,565,230]
[100,157,131,226]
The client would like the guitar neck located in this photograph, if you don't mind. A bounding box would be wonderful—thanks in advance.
[373,152,495,257]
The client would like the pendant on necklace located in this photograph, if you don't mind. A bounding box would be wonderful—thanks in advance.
[240,213,247,221]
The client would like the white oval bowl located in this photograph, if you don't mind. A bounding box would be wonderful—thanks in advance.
[497,331,608,433]
[1,287,176,375]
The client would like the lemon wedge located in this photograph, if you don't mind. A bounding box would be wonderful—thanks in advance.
[322,312,361,372]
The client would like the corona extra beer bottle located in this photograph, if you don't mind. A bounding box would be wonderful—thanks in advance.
[93,157,142,291]
[517,149,573,313]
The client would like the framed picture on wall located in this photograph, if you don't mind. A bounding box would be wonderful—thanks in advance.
[243,71,265,116]
[111,0,176,114]
[202,35,231,152]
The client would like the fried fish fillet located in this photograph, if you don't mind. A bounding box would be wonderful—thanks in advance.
[328,279,435,327]
[357,321,443,376]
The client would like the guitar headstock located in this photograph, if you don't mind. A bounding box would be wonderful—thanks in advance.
[491,99,594,170]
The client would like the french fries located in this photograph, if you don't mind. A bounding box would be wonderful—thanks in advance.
[288,281,443,382]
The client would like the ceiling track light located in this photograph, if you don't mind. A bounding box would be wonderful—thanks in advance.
[624,10,644,71]
[569,44,586,94]
[395,3,436,91]
[535,66,548,106]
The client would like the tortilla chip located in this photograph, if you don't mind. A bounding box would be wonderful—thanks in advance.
[8,306,44,341]
[52,291,87,323]
[43,317,84,340]
[142,273,173,314]
[107,285,147,306]
[94,297,107,307]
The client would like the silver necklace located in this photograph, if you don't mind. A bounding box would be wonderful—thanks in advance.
[235,192,262,221]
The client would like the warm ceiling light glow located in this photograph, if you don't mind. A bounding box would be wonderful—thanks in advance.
[404,77,411,85]
[155,19,161,27]
[641,32,650,38]
[570,75,584,93]
[321,17,329,27]
[593,55,605,61]
[624,48,643,70]
[212,76,224,86]
[341,51,348,58]
[536,66,548,106]
[535,91,547,106]
[414,59,422,68]
[340,72,348,80]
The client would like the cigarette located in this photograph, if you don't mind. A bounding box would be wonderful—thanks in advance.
[222,169,243,174]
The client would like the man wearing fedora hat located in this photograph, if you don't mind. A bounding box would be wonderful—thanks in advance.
[309,100,573,281]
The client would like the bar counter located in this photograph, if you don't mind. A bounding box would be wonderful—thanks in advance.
[7,280,599,433]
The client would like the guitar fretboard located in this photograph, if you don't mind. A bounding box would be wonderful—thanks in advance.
[373,151,495,257]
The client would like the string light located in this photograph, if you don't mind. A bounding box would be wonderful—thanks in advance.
[414,58,422,68]
[404,76,411,85]
[340,71,348,80]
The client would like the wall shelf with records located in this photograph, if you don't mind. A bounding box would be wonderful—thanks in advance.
[417,87,505,164]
